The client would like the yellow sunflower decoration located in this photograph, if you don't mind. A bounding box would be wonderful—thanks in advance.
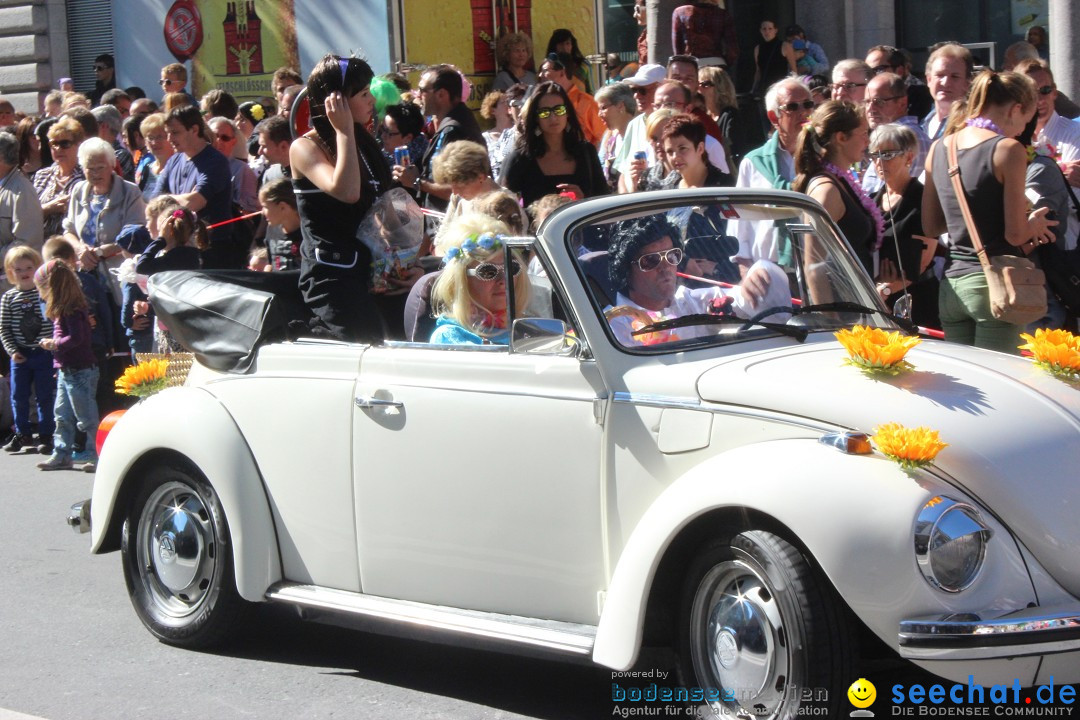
[871,423,948,471]
[1018,328,1080,380]
[115,358,170,399]
[834,325,921,375]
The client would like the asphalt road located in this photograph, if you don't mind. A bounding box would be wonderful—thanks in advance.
[1,444,1076,720]
[0,446,613,720]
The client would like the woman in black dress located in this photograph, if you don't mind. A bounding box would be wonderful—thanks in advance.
[289,54,392,342]
[870,123,940,328]
[498,81,608,207]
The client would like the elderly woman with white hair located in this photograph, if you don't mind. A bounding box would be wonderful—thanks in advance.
[429,213,531,345]
[63,136,145,303]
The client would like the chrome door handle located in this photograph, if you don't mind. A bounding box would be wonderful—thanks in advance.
[355,396,404,411]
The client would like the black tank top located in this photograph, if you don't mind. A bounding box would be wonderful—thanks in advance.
[756,38,788,90]
[810,172,875,276]
[931,135,1017,277]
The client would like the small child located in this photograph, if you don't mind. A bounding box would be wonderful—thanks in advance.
[248,246,270,272]
[34,260,98,472]
[1,247,55,453]
[113,224,155,358]
[259,178,301,271]
[137,204,203,353]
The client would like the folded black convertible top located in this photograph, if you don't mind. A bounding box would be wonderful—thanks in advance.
[147,270,312,373]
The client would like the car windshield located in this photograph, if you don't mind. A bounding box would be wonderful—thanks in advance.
[568,192,899,352]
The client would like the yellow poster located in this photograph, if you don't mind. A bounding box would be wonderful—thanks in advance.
[190,0,299,102]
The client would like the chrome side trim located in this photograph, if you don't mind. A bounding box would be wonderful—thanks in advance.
[898,605,1080,660]
[267,583,596,655]
[66,499,91,534]
[613,392,702,410]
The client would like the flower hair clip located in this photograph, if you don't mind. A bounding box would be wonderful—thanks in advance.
[443,232,504,262]
[171,209,186,219]
[249,103,265,121]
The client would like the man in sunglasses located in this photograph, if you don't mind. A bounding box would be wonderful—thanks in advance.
[606,214,788,346]
[731,79,810,270]
[615,64,667,190]
[860,72,930,194]
[1016,59,1080,189]
[865,45,932,120]
[89,54,116,107]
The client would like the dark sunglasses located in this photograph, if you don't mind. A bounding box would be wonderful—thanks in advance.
[870,64,895,75]
[632,86,650,95]
[778,100,815,113]
[868,149,905,162]
[159,78,175,87]
[49,140,74,150]
[635,247,683,272]
[834,82,867,91]
[537,104,568,119]
[215,133,235,142]
[467,260,521,281]
[1038,85,1055,96]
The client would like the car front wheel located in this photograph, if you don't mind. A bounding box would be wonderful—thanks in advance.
[121,463,244,647]
[678,530,854,719]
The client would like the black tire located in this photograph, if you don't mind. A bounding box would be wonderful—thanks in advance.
[676,530,854,719]
[121,463,246,648]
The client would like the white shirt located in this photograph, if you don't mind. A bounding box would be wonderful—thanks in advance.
[1037,111,1080,172]
[729,147,795,265]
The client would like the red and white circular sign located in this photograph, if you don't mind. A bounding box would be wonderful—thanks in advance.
[164,0,203,62]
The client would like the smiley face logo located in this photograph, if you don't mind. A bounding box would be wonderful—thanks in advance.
[847,678,877,708]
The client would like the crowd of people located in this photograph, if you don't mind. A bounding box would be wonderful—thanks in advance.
[0,15,1076,469]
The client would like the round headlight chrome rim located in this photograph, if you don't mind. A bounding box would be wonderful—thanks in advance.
[913,496,993,593]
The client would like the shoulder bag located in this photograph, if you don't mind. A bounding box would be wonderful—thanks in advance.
[947,136,1047,325]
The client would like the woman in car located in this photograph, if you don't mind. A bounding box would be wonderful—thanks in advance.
[429,213,531,345]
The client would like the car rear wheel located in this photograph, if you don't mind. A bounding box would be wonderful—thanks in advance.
[678,530,853,719]
[121,463,244,647]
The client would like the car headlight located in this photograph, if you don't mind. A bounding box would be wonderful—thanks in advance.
[913,496,993,593]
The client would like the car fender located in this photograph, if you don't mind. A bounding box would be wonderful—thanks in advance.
[90,387,281,602]
[592,437,1034,670]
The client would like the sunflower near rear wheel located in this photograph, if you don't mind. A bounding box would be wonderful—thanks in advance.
[678,530,854,720]
[121,463,245,647]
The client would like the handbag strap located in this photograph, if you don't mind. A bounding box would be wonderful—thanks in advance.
[946,135,993,272]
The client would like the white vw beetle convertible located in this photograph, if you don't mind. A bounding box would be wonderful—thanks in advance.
[71,190,1080,718]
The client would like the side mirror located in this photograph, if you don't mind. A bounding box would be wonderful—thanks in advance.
[511,318,581,357]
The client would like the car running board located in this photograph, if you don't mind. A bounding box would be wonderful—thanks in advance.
[267,582,597,655]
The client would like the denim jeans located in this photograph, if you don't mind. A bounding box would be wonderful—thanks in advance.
[53,365,99,459]
[10,348,56,437]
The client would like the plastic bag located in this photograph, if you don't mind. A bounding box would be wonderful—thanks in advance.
[357,187,424,291]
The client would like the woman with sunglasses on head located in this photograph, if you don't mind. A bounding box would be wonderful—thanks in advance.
[290,54,392,343]
[697,67,739,157]
[428,213,530,345]
[498,81,608,208]
[33,117,84,237]
[870,123,940,329]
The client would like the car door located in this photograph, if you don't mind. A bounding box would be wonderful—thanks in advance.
[352,337,608,626]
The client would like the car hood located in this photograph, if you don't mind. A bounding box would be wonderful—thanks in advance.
[697,337,1080,596]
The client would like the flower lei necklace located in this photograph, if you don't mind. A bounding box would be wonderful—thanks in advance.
[822,160,885,251]
[965,116,1005,135]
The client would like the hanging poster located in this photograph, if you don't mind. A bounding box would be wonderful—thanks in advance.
[1010,0,1049,36]
[187,0,300,102]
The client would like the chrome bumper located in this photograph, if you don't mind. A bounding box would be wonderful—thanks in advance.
[899,605,1080,660]
[66,500,91,534]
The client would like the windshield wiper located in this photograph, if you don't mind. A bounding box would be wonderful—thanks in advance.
[632,313,809,342]
[789,301,918,334]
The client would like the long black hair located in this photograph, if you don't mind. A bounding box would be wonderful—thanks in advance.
[546,29,586,69]
[516,81,586,158]
[305,54,391,196]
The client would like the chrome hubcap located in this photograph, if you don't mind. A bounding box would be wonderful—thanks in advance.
[690,560,791,717]
[137,481,217,619]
